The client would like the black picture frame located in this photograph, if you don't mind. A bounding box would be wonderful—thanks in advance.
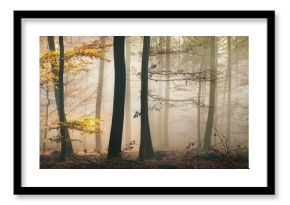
[14,10,275,195]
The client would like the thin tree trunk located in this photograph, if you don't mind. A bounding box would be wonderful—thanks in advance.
[63,35,74,155]
[124,37,132,145]
[227,36,232,145]
[95,37,105,152]
[221,69,228,134]
[191,43,196,143]
[58,36,66,161]
[163,36,170,148]
[107,36,126,159]
[200,56,207,146]
[83,71,88,153]
[158,36,164,148]
[213,39,218,145]
[43,77,50,153]
[64,61,72,155]
[197,48,205,150]
[139,36,154,160]
[234,37,239,141]
[47,36,74,156]
[203,37,216,150]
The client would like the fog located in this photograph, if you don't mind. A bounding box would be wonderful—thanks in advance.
[40,36,248,168]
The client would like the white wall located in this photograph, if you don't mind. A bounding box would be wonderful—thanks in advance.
[0,0,286,204]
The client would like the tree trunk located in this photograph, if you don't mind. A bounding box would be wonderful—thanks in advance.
[158,36,164,148]
[107,36,126,158]
[124,37,132,145]
[95,37,105,152]
[47,36,74,156]
[63,45,73,156]
[227,36,232,145]
[83,71,88,153]
[200,54,207,147]
[235,37,239,89]
[197,48,205,150]
[213,39,218,145]
[163,36,170,148]
[42,59,50,153]
[221,68,228,134]
[58,36,66,161]
[64,117,73,155]
[203,37,216,150]
[43,76,50,153]
[139,36,154,160]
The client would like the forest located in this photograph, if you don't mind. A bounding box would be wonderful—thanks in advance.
[39,36,249,169]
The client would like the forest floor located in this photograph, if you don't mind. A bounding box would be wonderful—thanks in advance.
[40,150,248,169]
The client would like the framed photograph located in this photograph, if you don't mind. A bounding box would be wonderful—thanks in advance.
[14,10,275,195]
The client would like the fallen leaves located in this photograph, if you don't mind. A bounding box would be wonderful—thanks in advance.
[40,151,248,169]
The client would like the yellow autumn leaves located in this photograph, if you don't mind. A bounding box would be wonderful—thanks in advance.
[40,42,109,86]
[65,117,102,135]
[48,117,102,135]
[40,40,111,138]
[40,47,105,67]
